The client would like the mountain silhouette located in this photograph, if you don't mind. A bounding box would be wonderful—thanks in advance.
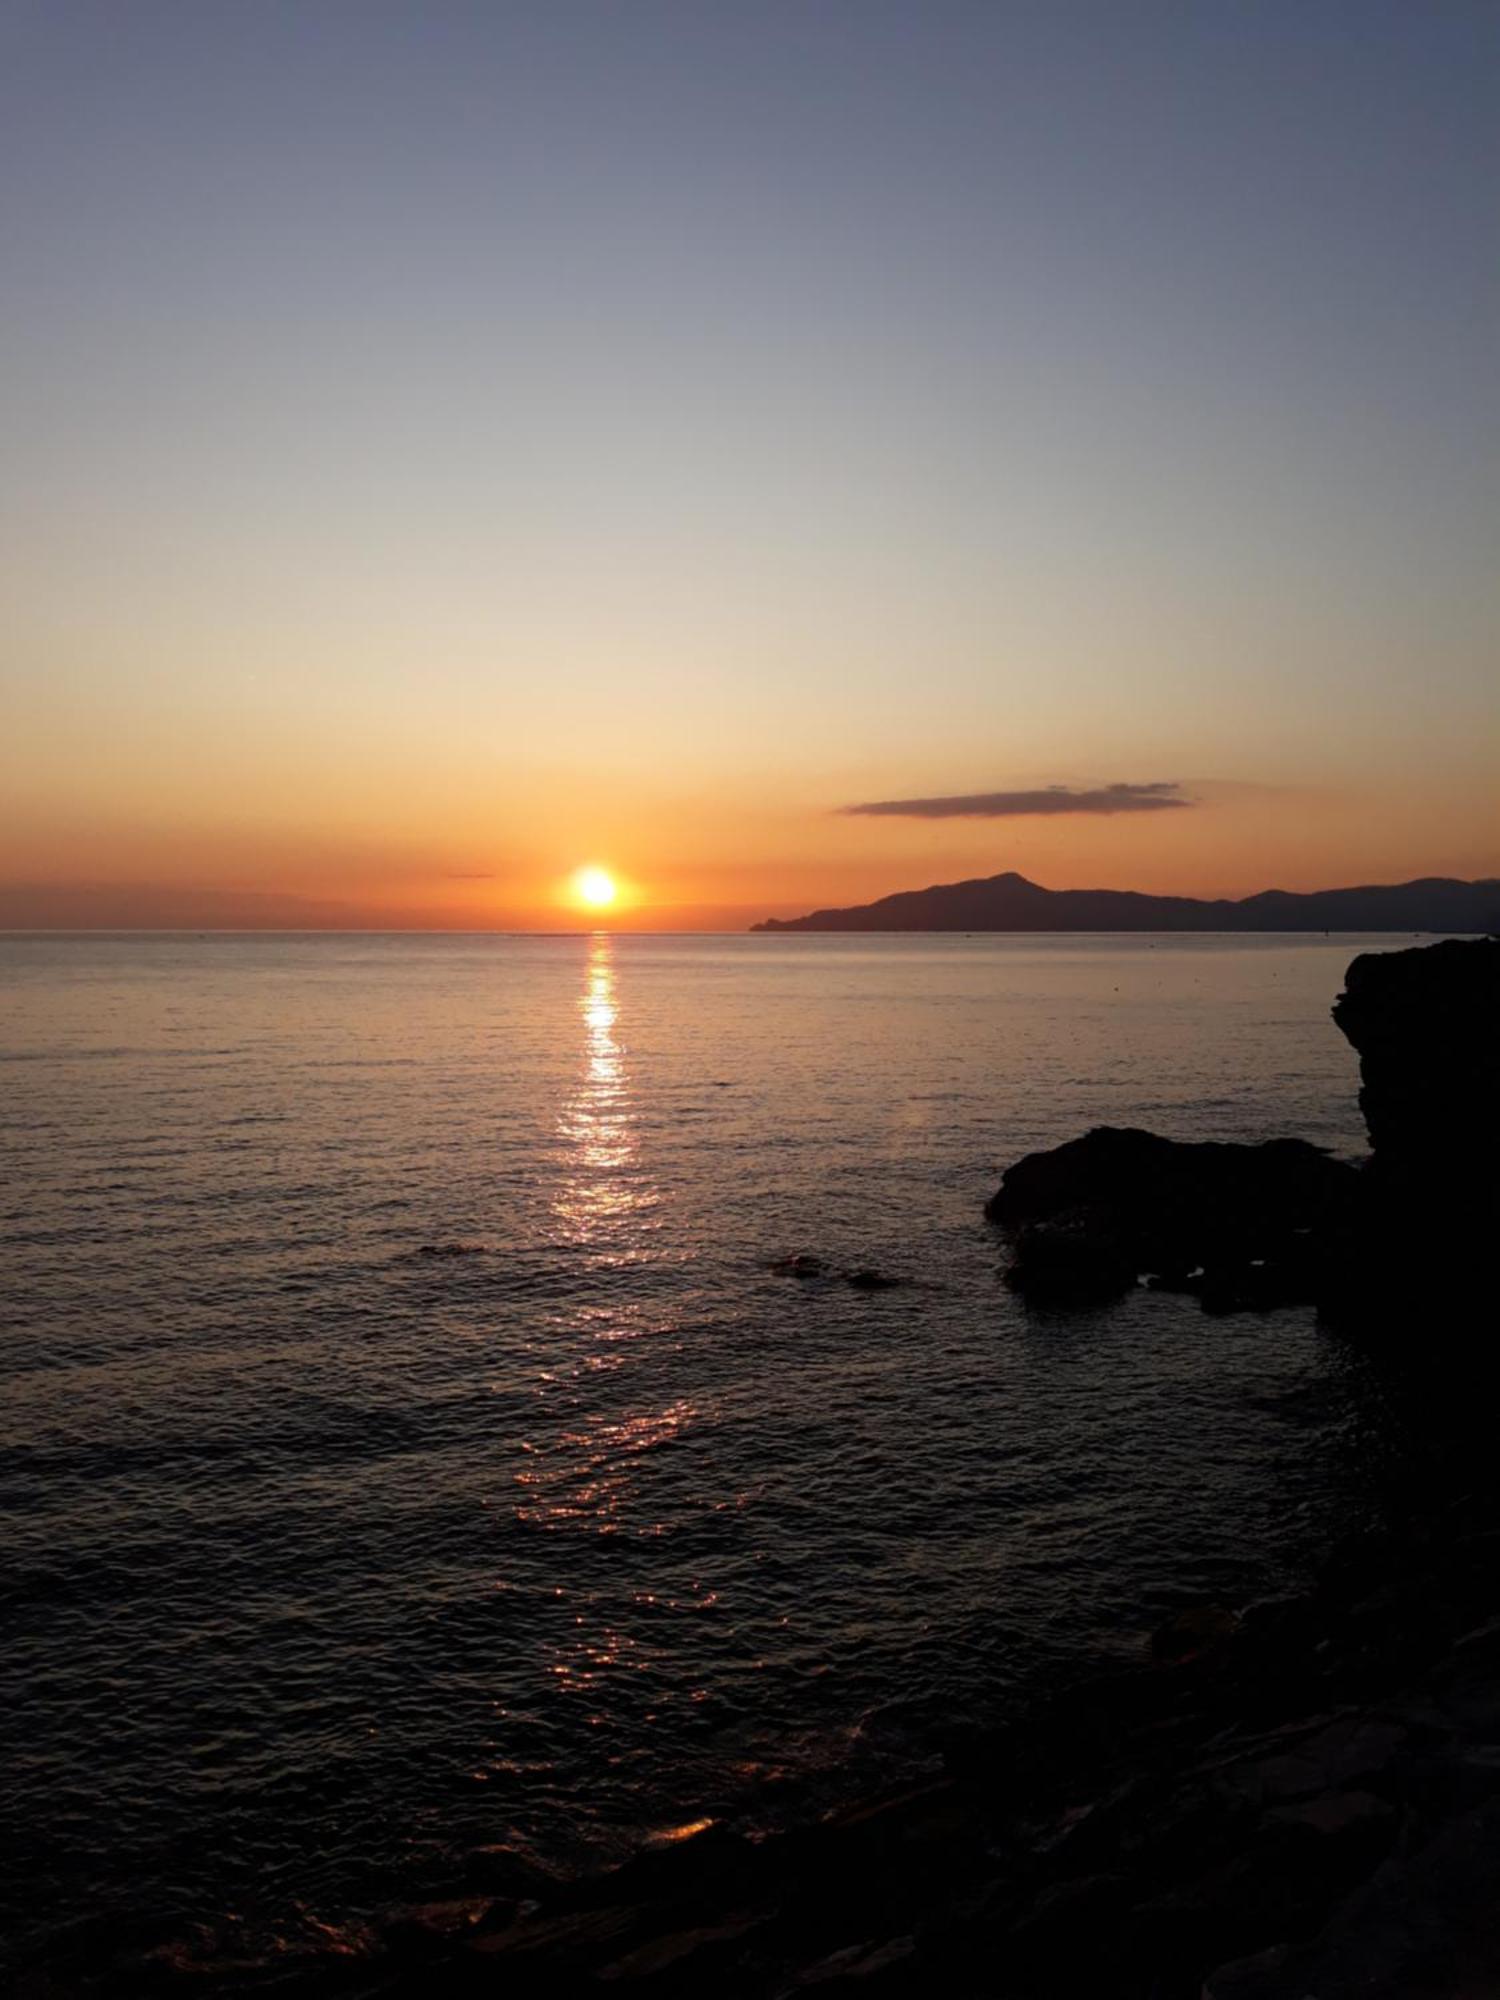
[752,873,1500,934]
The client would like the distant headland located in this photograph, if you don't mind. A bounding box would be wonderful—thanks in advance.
[751,872,1500,934]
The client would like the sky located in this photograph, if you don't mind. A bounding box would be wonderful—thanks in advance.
[2,0,1497,928]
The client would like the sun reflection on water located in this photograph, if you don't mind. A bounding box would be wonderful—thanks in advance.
[513,1398,695,1532]
[520,938,697,1544]
[552,933,649,1240]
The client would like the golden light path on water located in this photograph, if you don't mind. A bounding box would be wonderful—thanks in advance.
[507,934,718,1801]
[514,936,710,1674]
[551,932,638,1236]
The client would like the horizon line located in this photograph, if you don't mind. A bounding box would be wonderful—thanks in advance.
[0,925,1477,940]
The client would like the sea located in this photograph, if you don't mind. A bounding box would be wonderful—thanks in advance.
[0,931,1424,1979]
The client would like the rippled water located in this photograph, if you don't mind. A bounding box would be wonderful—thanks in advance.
[1,932,1410,1974]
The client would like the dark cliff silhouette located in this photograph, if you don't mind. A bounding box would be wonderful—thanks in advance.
[752,871,1500,933]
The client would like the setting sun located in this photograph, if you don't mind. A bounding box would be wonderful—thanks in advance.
[572,866,618,910]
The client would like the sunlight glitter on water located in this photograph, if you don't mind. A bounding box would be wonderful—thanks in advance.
[513,1401,698,1534]
[552,934,654,1237]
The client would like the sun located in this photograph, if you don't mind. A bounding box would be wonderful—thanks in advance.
[572,865,618,910]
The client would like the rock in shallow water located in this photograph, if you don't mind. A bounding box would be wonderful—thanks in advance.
[987,1126,1356,1313]
[769,1253,826,1279]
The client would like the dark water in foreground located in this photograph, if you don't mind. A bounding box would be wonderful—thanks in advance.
[1,933,1416,1972]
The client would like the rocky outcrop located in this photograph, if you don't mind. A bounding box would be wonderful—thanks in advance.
[986,1126,1356,1311]
[1320,936,1500,1330]
[1333,935,1500,1194]
[990,936,1498,1317]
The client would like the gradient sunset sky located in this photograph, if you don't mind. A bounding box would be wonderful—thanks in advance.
[4,1,1497,929]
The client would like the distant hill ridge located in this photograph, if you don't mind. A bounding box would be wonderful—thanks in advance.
[751,873,1500,934]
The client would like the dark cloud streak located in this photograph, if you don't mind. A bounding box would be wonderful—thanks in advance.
[841,782,1195,820]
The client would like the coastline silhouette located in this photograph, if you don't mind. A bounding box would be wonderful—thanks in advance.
[753,872,1500,934]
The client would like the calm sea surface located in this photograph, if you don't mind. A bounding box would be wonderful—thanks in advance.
[1,933,1417,1973]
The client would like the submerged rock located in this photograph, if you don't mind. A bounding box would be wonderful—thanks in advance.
[846,1268,902,1291]
[770,1253,826,1279]
[769,1256,904,1290]
[398,1240,495,1260]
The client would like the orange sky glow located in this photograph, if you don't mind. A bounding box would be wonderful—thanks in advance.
[3,6,1496,930]
[3,762,1496,932]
